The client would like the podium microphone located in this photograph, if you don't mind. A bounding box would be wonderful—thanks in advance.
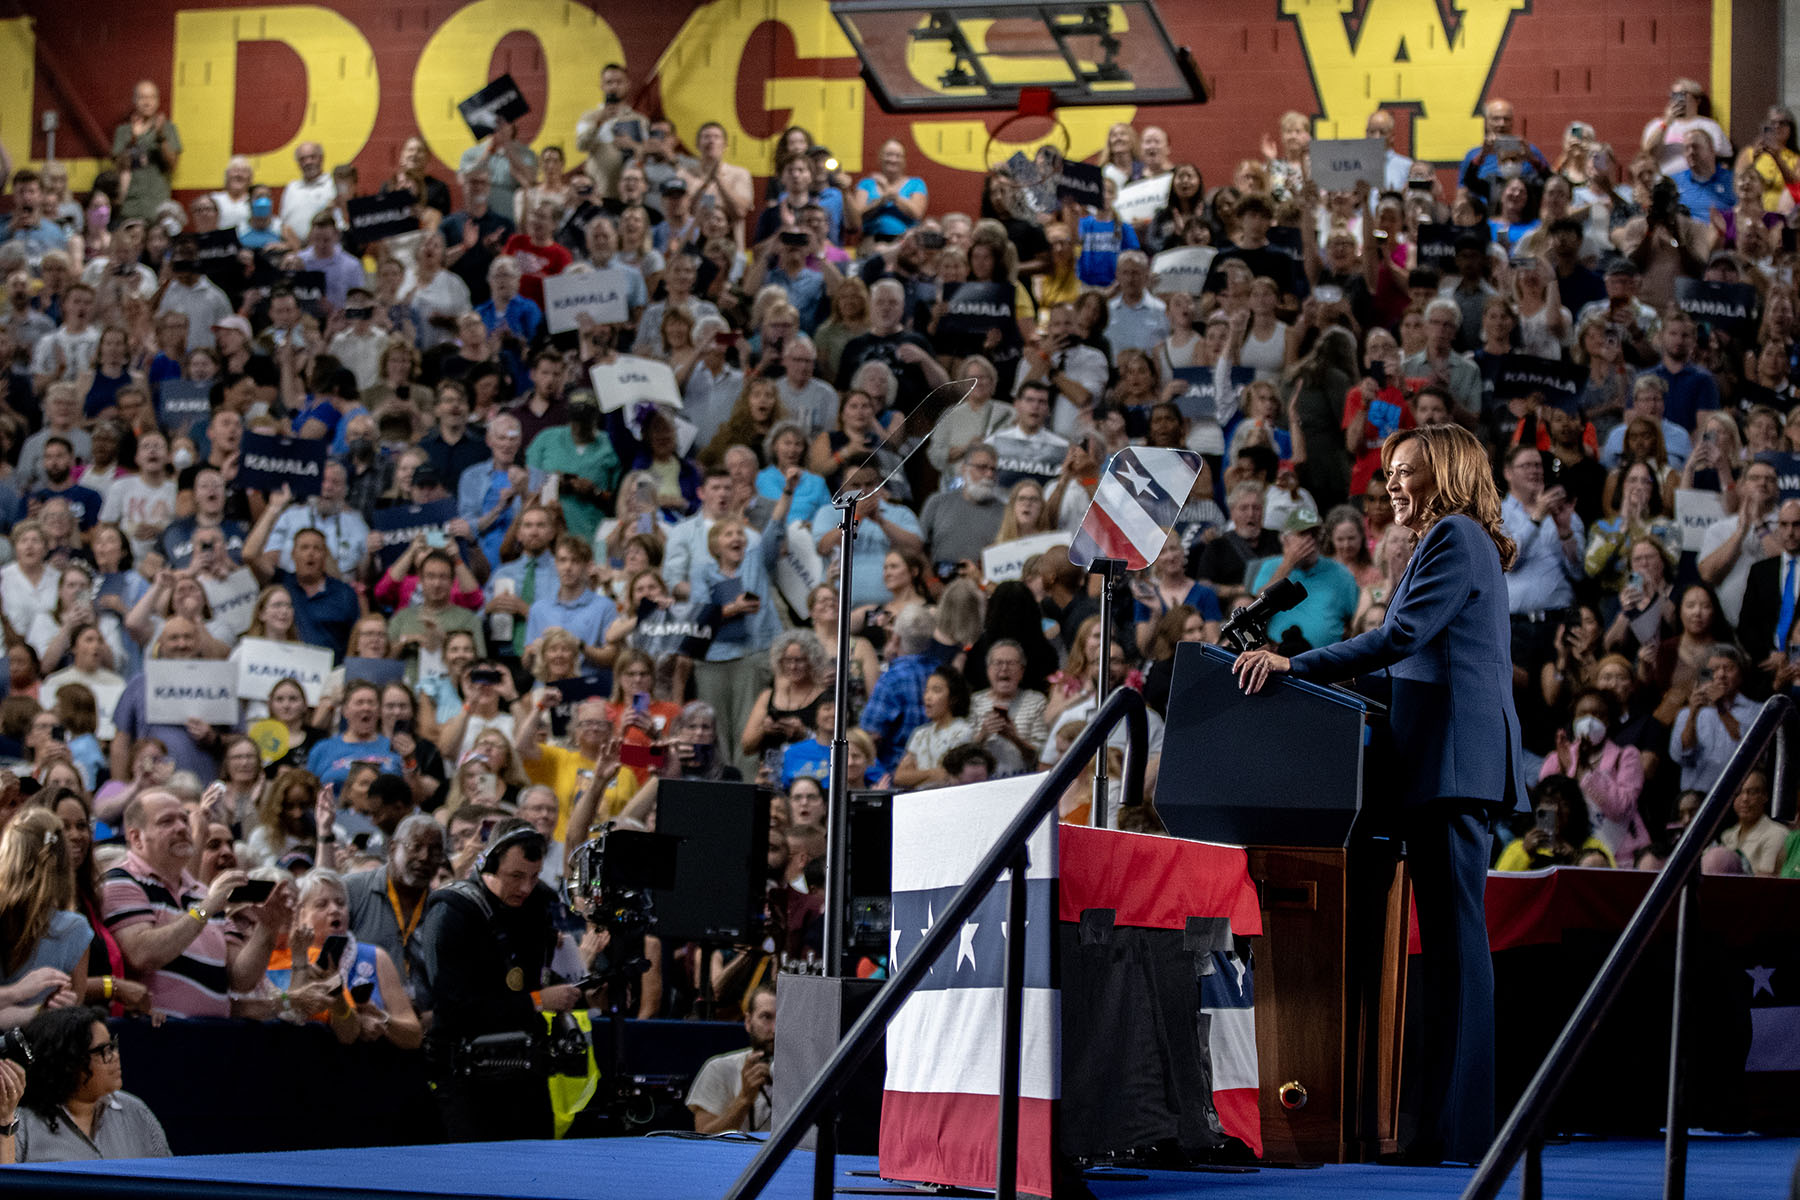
[1220,578,1308,651]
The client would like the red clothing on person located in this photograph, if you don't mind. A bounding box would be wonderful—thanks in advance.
[372,571,484,612]
[503,235,573,308]
[1341,383,1417,496]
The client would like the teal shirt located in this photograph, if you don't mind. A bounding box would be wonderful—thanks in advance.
[1250,555,1360,651]
[526,427,621,541]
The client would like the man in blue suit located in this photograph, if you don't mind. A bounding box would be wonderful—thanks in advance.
[1237,424,1526,1165]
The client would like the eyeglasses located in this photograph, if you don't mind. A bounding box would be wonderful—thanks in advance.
[89,1040,119,1063]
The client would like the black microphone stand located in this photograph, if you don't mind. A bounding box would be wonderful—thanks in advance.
[1088,557,1129,828]
[820,378,976,978]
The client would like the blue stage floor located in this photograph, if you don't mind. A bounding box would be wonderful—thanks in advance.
[8,1132,1798,1199]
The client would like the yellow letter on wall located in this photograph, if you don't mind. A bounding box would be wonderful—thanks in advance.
[1283,0,1526,164]
[412,0,624,169]
[657,0,866,175]
[171,6,379,188]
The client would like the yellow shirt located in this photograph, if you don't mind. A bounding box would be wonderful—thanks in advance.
[1742,147,1800,212]
[524,744,597,842]
[1495,835,1615,872]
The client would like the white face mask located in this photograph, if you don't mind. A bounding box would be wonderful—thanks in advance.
[171,446,195,470]
[1572,714,1607,745]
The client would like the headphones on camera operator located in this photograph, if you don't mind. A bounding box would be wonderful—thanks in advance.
[476,823,546,878]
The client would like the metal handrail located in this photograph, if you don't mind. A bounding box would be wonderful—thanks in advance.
[722,687,1151,1200]
[1461,694,1793,1200]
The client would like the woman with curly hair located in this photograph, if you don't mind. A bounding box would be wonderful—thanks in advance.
[247,768,322,869]
[14,1005,170,1161]
[741,630,830,757]
[701,376,791,472]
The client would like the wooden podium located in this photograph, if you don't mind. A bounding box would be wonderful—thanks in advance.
[1246,846,1408,1162]
[1159,643,1410,1163]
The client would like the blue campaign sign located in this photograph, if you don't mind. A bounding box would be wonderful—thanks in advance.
[157,379,213,432]
[370,499,458,566]
[344,657,406,687]
[1171,365,1254,423]
[237,432,327,498]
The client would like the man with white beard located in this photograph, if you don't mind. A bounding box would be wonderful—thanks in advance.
[919,442,1005,568]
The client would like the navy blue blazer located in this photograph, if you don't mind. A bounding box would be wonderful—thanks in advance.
[1287,513,1527,814]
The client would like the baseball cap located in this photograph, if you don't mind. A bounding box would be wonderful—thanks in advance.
[1282,504,1322,535]
[410,464,443,493]
[212,314,253,339]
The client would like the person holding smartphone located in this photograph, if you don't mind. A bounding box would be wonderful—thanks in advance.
[1643,78,1730,177]
[1494,775,1614,870]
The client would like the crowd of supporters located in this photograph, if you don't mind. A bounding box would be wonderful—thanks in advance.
[0,62,1799,1157]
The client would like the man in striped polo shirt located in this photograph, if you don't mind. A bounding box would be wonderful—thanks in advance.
[101,791,287,1017]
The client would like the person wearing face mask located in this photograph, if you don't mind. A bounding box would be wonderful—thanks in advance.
[234,186,281,251]
[919,442,1005,567]
[1539,688,1648,865]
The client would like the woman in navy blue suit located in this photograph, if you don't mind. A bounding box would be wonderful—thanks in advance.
[1235,423,1526,1165]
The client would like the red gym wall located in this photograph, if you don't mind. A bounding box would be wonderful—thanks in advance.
[0,0,1779,213]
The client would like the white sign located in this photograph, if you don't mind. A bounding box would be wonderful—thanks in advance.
[202,568,260,641]
[772,519,826,618]
[542,267,630,333]
[591,355,683,413]
[235,637,333,703]
[1113,173,1172,225]
[1152,246,1218,296]
[1675,488,1727,552]
[1309,138,1387,192]
[145,659,239,725]
[982,531,1074,584]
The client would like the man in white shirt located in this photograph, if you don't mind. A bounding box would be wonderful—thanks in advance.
[1697,457,1779,625]
[1015,303,1109,435]
[279,141,337,245]
[260,460,370,578]
[685,316,745,448]
[156,239,232,351]
[1367,110,1415,195]
[688,985,775,1133]
[1105,252,1169,359]
[774,334,838,435]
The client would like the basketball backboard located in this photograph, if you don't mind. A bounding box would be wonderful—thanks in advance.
[830,1,1205,113]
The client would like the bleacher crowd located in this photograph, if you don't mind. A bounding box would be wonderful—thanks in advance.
[1,62,1800,1156]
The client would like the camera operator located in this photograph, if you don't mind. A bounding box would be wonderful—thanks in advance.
[415,819,594,1141]
[687,983,776,1133]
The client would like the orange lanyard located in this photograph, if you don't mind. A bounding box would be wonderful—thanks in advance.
[386,876,426,947]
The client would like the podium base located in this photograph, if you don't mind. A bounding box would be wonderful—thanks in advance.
[1249,845,1409,1164]
[772,974,885,1155]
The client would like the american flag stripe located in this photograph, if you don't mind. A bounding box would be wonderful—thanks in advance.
[881,988,1061,1097]
[880,1093,1055,1197]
